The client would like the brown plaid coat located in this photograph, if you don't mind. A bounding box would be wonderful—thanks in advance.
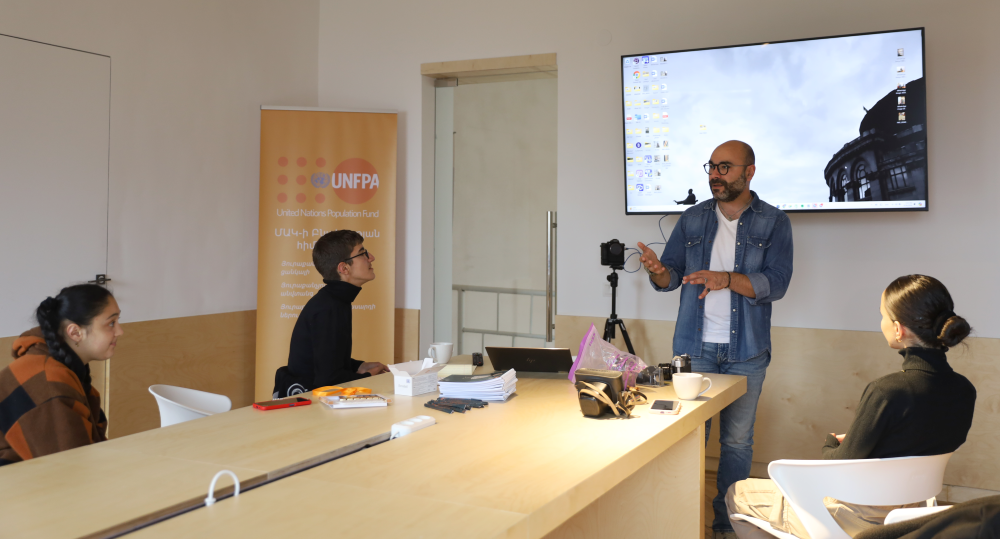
[0,330,107,465]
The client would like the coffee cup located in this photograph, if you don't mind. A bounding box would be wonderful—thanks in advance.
[427,342,454,364]
[672,372,712,400]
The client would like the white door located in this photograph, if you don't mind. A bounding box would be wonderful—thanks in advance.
[0,34,110,337]
[433,77,558,355]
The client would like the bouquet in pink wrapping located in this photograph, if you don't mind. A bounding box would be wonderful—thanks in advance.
[568,324,648,387]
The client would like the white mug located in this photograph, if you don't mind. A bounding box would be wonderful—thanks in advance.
[672,373,712,400]
[427,342,454,364]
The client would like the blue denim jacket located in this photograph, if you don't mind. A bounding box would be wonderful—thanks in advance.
[651,191,793,362]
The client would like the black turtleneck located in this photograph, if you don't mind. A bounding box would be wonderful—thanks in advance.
[285,279,369,389]
[822,347,976,460]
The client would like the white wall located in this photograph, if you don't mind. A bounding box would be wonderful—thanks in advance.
[318,0,1000,339]
[0,0,319,323]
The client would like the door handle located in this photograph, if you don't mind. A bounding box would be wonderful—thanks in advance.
[88,274,111,286]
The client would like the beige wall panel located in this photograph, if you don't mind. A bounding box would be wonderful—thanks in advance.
[555,315,1000,491]
[110,311,256,438]
[394,308,420,363]
[0,336,16,371]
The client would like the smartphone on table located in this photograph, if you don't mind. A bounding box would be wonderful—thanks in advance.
[252,397,311,411]
[650,399,680,415]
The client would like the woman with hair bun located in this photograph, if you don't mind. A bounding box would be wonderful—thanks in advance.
[727,275,976,539]
[0,284,123,465]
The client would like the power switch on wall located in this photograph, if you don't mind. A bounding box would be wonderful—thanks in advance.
[390,415,436,439]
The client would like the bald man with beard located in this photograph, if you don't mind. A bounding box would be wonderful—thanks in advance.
[639,140,794,539]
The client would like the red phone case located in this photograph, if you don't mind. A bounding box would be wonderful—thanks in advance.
[252,398,312,411]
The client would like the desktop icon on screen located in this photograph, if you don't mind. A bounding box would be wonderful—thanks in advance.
[897,48,904,56]
[633,71,641,80]
[642,56,650,65]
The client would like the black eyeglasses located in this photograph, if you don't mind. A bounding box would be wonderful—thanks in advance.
[343,248,372,263]
[704,162,750,175]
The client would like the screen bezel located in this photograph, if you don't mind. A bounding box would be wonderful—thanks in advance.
[621,27,928,216]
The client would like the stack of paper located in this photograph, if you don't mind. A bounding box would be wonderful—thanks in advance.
[437,369,517,402]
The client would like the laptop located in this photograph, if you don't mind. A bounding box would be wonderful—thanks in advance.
[485,347,574,373]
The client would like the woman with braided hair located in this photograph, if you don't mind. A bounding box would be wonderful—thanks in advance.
[726,275,977,539]
[0,284,123,465]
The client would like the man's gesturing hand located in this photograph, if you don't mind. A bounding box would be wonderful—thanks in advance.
[682,270,730,299]
[637,242,667,275]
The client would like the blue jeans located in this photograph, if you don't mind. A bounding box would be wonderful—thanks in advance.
[692,342,770,532]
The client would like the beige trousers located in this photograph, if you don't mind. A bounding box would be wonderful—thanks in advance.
[726,478,917,539]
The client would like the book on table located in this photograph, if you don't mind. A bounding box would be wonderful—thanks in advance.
[438,369,517,402]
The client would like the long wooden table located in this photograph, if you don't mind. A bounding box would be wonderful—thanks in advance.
[0,359,744,538]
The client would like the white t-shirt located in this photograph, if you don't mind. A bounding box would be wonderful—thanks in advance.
[703,204,738,343]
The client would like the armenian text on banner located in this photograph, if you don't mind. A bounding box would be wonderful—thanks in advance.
[255,108,397,400]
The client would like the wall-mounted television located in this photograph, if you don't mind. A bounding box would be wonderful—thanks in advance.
[621,28,927,215]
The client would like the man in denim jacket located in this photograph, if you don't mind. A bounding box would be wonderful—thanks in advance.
[639,140,793,539]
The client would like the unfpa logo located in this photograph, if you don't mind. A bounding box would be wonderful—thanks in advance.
[333,158,379,204]
[311,173,330,188]
[277,157,380,205]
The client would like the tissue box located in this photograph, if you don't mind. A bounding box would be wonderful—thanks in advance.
[387,358,446,396]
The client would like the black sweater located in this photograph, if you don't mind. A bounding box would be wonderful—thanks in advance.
[285,279,369,390]
[822,347,976,460]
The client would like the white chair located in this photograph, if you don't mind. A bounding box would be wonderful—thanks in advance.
[148,384,232,427]
[730,453,953,539]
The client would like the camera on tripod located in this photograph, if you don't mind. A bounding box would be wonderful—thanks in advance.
[599,239,635,355]
[600,239,626,268]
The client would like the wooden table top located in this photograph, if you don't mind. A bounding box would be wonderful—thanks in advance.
[130,371,746,539]
[0,357,745,539]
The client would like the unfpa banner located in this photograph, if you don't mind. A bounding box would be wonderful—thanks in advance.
[256,108,396,400]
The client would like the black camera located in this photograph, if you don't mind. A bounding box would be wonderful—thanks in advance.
[600,239,626,268]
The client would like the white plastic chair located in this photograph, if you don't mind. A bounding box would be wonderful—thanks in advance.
[148,385,232,427]
[730,453,953,539]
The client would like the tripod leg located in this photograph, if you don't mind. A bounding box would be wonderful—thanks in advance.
[603,318,616,341]
[616,319,636,355]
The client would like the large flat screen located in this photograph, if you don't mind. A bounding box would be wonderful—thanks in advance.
[622,28,927,215]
